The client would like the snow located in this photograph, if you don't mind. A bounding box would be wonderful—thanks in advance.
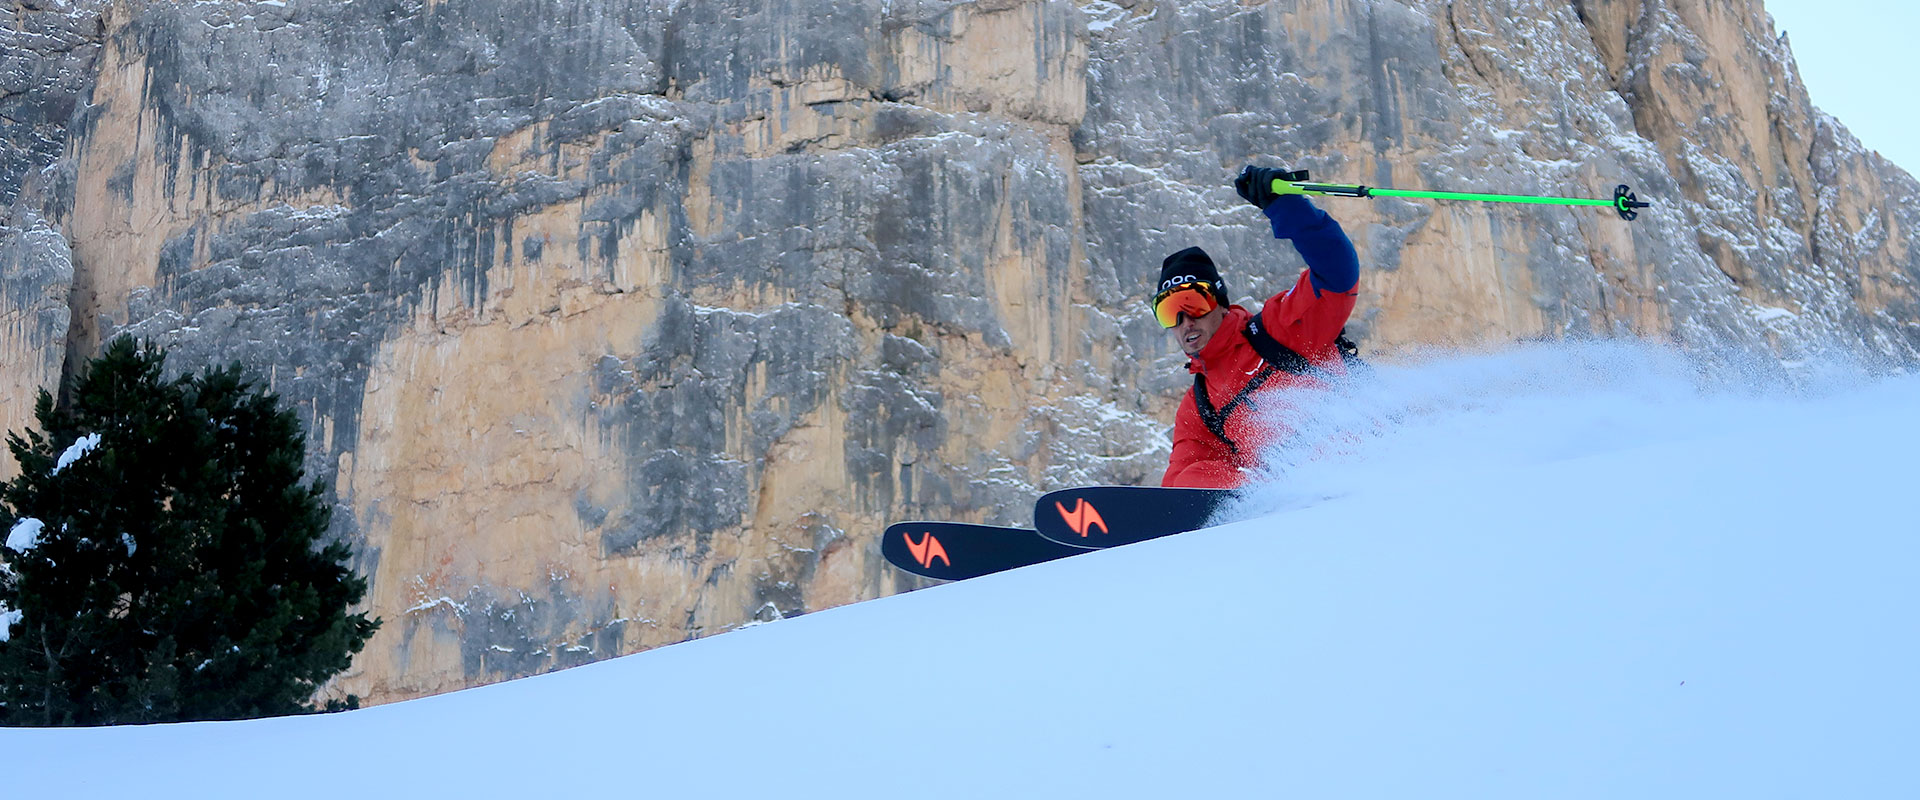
[404,595,468,615]
[1080,0,1128,33]
[2,342,1918,797]
[4,518,43,552]
[50,432,101,475]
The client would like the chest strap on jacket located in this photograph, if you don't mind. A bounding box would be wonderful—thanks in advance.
[1193,314,1363,453]
[1243,313,1362,374]
[1192,364,1276,456]
[1243,314,1313,374]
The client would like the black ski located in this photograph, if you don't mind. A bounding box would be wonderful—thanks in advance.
[881,521,1092,581]
[1033,486,1237,548]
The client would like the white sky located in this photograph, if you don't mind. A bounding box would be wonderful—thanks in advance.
[1762,1,1919,175]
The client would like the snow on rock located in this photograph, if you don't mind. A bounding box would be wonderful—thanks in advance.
[1078,0,1128,34]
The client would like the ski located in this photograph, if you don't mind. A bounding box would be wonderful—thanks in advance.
[880,521,1092,581]
[1033,486,1238,548]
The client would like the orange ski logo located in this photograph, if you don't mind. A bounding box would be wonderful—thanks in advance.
[1054,498,1110,537]
[904,532,950,569]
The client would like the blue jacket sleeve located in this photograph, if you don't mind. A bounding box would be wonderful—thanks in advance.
[1263,195,1359,295]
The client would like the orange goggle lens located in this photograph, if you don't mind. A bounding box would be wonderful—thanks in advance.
[1152,282,1220,328]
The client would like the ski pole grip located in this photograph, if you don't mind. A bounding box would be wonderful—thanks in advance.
[1277,180,1371,198]
[1269,169,1315,197]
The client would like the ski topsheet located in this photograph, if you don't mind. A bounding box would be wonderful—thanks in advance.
[881,521,1091,581]
[1033,486,1236,548]
[881,487,1239,581]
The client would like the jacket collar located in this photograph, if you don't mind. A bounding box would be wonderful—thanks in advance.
[1186,305,1252,375]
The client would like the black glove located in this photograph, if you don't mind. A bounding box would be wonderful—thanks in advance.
[1233,165,1301,210]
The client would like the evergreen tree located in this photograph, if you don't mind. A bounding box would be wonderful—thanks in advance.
[0,336,378,725]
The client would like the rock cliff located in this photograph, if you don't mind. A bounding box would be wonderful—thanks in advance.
[3,0,1914,703]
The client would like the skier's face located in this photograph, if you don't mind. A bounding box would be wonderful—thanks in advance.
[1173,305,1226,357]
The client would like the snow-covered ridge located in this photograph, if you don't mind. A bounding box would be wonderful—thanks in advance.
[4,344,1917,797]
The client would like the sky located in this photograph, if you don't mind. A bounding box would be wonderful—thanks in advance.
[3,341,1916,798]
[1761,1,1919,175]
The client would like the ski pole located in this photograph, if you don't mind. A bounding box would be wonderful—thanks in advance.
[1269,170,1652,221]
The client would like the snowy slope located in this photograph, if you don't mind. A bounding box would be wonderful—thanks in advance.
[5,343,1918,798]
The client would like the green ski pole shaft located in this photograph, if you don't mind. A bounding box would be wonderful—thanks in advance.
[1271,174,1652,221]
[1372,188,1609,207]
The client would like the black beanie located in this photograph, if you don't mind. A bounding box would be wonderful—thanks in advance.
[1157,247,1228,304]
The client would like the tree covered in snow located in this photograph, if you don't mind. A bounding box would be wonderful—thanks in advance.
[0,336,378,726]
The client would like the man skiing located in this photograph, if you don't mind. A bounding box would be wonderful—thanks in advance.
[1154,166,1360,489]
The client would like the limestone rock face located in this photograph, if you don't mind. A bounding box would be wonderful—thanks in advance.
[3,0,98,445]
[3,0,1914,702]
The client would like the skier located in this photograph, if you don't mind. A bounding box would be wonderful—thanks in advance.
[1154,166,1360,489]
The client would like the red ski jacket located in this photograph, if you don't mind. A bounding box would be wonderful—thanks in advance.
[1162,201,1359,489]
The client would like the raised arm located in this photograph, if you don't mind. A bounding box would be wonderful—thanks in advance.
[1234,165,1360,358]
[1264,194,1358,296]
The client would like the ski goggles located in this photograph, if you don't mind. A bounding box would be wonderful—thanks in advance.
[1151,281,1221,328]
